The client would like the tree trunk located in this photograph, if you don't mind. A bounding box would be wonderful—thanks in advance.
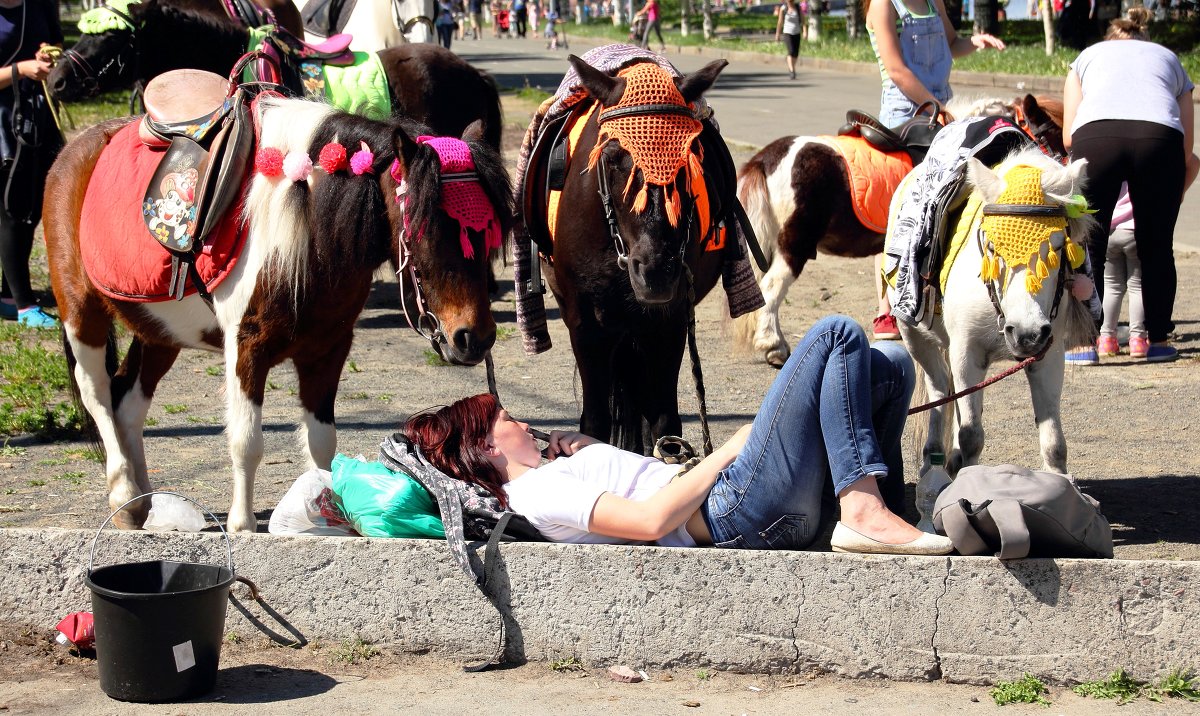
[1039,0,1054,54]
[846,0,864,38]
[807,0,821,41]
[944,0,964,27]
[972,0,999,34]
[613,0,625,25]
[702,0,713,40]
[680,0,692,36]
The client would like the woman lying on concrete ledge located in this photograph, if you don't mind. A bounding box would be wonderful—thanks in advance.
[404,314,953,556]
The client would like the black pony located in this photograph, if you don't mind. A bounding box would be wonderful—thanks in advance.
[48,0,502,149]
[524,54,752,454]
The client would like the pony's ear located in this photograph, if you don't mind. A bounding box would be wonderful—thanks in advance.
[675,59,728,104]
[392,124,419,174]
[568,55,625,106]
[460,119,486,144]
[1020,94,1049,125]
[967,157,1006,202]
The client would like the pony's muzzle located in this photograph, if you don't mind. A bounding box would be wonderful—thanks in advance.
[1004,321,1052,358]
[443,327,495,366]
[628,256,681,305]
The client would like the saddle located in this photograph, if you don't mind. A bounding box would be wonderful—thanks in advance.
[839,100,944,165]
[301,0,359,37]
[137,57,266,302]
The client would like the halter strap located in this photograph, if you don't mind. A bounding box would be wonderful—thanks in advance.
[982,203,1067,217]
[599,103,697,123]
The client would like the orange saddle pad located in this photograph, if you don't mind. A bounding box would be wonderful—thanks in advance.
[818,135,913,234]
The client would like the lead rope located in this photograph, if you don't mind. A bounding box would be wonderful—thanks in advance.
[907,337,1052,416]
[683,264,713,456]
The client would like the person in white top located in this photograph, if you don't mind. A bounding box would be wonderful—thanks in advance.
[403,315,953,555]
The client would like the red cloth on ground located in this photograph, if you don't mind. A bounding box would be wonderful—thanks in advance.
[80,122,248,302]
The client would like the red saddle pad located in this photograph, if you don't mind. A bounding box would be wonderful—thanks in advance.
[80,122,248,302]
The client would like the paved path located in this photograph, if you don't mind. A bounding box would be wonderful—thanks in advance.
[453,35,1200,249]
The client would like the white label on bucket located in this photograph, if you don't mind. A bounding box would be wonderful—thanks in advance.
[173,640,196,673]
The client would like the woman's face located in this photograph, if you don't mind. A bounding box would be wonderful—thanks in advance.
[488,409,541,470]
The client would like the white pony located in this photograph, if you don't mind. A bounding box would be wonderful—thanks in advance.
[303,0,436,48]
[893,146,1096,476]
[733,95,1066,367]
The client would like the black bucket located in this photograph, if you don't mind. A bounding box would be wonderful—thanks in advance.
[85,493,236,702]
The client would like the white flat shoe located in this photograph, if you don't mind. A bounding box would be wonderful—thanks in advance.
[830,522,954,556]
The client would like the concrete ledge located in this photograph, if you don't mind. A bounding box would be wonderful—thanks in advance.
[3,528,1197,684]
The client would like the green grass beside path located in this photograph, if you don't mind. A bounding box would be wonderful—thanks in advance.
[567,16,1199,79]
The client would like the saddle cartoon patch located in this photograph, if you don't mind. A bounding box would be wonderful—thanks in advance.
[142,137,209,252]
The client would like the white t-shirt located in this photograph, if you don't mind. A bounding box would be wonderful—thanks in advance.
[1070,40,1194,136]
[501,443,696,547]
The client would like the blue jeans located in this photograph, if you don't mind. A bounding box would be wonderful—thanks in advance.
[701,315,915,549]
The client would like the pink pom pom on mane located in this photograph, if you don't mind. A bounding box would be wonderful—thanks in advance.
[350,141,375,175]
[283,151,313,182]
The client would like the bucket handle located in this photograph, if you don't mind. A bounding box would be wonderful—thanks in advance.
[88,491,235,577]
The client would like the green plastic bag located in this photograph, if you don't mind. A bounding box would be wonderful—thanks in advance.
[330,454,445,538]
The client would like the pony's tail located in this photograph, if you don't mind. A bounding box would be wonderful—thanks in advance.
[731,160,777,355]
[907,355,956,475]
[61,326,118,459]
[479,71,504,153]
[1060,294,1099,353]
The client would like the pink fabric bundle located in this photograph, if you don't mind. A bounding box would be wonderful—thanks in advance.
[417,135,502,259]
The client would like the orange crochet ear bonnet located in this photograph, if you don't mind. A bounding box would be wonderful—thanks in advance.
[979,165,1086,294]
[587,62,704,228]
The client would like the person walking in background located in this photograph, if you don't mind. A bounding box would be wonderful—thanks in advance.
[513,0,528,37]
[864,0,1005,339]
[453,0,468,40]
[434,0,457,48]
[1062,7,1194,364]
[775,0,802,80]
[468,0,484,39]
[529,0,539,38]
[0,0,64,328]
[634,0,665,52]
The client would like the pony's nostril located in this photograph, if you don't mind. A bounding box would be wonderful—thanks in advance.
[1039,324,1051,341]
[51,77,66,94]
[1004,324,1016,337]
[452,328,474,354]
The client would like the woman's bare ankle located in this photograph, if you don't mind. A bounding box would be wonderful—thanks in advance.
[838,480,923,544]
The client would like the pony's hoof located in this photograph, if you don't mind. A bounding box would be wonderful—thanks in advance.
[765,348,789,369]
[110,504,149,530]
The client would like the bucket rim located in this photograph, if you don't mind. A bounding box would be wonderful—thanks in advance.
[88,491,235,577]
[86,560,236,601]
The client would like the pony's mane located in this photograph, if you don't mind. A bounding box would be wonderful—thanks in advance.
[244,96,514,307]
[992,146,1096,246]
[134,0,249,39]
[946,95,1014,119]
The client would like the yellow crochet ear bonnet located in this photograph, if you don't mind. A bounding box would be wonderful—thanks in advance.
[979,164,1086,294]
[79,0,139,33]
[587,62,704,228]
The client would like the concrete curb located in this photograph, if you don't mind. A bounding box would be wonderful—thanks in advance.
[4,528,1197,684]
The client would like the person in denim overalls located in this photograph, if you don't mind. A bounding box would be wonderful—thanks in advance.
[865,0,1005,339]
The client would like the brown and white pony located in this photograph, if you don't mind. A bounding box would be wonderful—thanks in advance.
[44,96,512,532]
[733,95,1065,367]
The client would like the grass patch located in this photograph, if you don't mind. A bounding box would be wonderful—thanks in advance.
[346,391,370,400]
[695,668,712,681]
[548,656,585,672]
[991,673,1051,706]
[225,631,243,644]
[0,324,85,438]
[163,404,189,415]
[424,350,450,367]
[1074,668,1200,704]
[329,637,379,665]
[56,471,88,486]
[347,360,362,373]
[567,13,1198,77]
[514,82,553,104]
[1073,669,1146,704]
[0,443,26,457]
[496,325,516,341]
[205,365,224,377]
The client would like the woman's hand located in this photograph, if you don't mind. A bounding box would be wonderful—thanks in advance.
[17,58,53,82]
[970,32,1006,51]
[547,430,600,458]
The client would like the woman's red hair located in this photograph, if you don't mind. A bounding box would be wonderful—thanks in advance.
[403,393,509,508]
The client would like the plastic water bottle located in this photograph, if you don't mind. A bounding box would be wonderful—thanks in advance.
[915,452,951,534]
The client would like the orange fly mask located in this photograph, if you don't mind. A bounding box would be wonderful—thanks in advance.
[587,62,706,229]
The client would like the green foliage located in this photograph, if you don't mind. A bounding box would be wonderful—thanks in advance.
[329,637,379,665]
[424,350,449,367]
[1074,668,1200,704]
[496,325,516,341]
[549,656,585,672]
[0,443,26,458]
[1073,669,1146,704]
[56,471,88,486]
[163,404,189,415]
[347,360,362,373]
[515,82,553,104]
[990,673,1051,706]
[1147,669,1200,702]
[695,668,712,681]
[205,365,223,377]
[0,324,85,437]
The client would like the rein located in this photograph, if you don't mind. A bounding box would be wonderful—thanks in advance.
[907,337,1053,415]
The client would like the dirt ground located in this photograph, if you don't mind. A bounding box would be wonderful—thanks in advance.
[3,620,1199,715]
[1,95,1197,564]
